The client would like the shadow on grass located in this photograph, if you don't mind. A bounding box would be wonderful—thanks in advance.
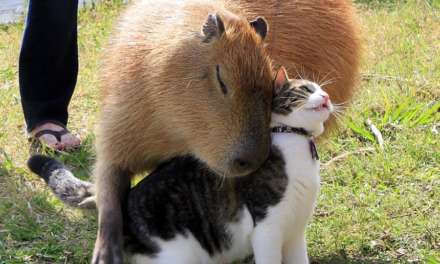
[311,255,392,264]
[235,255,392,264]
[0,151,96,263]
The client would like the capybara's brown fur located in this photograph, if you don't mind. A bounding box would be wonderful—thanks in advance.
[179,1,361,121]
[236,0,362,127]
[98,1,274,177]
[93,1,275,262]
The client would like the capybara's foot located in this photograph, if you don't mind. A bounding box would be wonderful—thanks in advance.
[92,234,123,264]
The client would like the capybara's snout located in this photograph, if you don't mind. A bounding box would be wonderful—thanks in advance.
[228,133,271,176]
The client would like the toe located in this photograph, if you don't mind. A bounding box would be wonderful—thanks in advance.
[38,134,61,150]
[54,142,65,151]
[60,133,81,150]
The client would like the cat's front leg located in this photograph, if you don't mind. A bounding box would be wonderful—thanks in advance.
[283,234,309,264]
[251,225,283,264]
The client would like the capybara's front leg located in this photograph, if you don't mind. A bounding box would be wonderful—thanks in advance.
[92,162,131,264]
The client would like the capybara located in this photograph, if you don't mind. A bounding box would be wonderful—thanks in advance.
[94,1,274,262]
[93,0,361,263]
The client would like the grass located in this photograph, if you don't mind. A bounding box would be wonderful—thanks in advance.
[0,0,439,263]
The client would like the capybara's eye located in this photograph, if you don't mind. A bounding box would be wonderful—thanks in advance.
[216,65,228,95]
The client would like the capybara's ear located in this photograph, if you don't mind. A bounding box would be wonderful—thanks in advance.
[250,17,268,40]
[202,13,225,43]
[274,66,289,94]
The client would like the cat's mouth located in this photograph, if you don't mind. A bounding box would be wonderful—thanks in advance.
[307,102,330,112]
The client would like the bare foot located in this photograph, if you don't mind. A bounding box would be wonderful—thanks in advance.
[31,122,81,151]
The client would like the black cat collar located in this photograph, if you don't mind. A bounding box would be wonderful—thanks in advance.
[271,126,310,137]
[271,126,319,160]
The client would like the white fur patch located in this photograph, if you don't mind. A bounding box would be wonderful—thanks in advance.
[221,208,253,262]
[130,233,211,264]
[130,208,254,264]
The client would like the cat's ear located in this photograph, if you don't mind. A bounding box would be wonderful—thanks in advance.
[274,66,289,94]
[202,13,225,43]
[250,17,268,40]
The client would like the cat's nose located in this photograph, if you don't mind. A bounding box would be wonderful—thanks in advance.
[321,94,329,104]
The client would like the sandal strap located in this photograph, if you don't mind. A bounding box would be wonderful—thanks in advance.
[31,120,68,131]
[34,129,70,142]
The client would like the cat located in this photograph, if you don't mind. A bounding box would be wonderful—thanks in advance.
[28,67,334,264]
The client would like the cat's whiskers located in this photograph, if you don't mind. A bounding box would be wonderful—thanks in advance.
[334,108,346,114]
[292,88,309,95]
[280,97,307,110]
[290,90,309,98]
[277,97,307,105]
[216,170,227,190]
[291,101,308,113]
[332,101,349,108]
[332,105,348,116]
[330,107,345,124]
[318,71,331,84]
[278,96,304,99]
[290,94,308,100]
[333,99,349,105]
[292,65,309,82]
[312,71,319,85]
[316,71,334,87]
[331,103,342,111]
[332,104,346,110]
[319,78,336,88]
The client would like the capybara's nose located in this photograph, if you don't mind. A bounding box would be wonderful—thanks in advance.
[231,144,269,176]
[233,158,255,173]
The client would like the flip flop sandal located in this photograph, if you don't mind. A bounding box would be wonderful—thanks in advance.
[29,121,80,152]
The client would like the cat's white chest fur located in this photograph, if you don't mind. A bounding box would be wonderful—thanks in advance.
[272,134,320,243]
[246,133,320,264]
[273,133,321,212]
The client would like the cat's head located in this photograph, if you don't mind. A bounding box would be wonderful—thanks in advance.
[271,67,333,137]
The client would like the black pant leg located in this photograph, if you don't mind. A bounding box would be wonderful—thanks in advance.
[19,0,79,132]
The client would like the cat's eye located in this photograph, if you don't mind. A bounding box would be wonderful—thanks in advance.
[216,65,228,95]
[300,85,313,93]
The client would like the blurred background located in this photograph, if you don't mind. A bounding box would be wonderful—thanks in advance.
[0,0,130,24]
